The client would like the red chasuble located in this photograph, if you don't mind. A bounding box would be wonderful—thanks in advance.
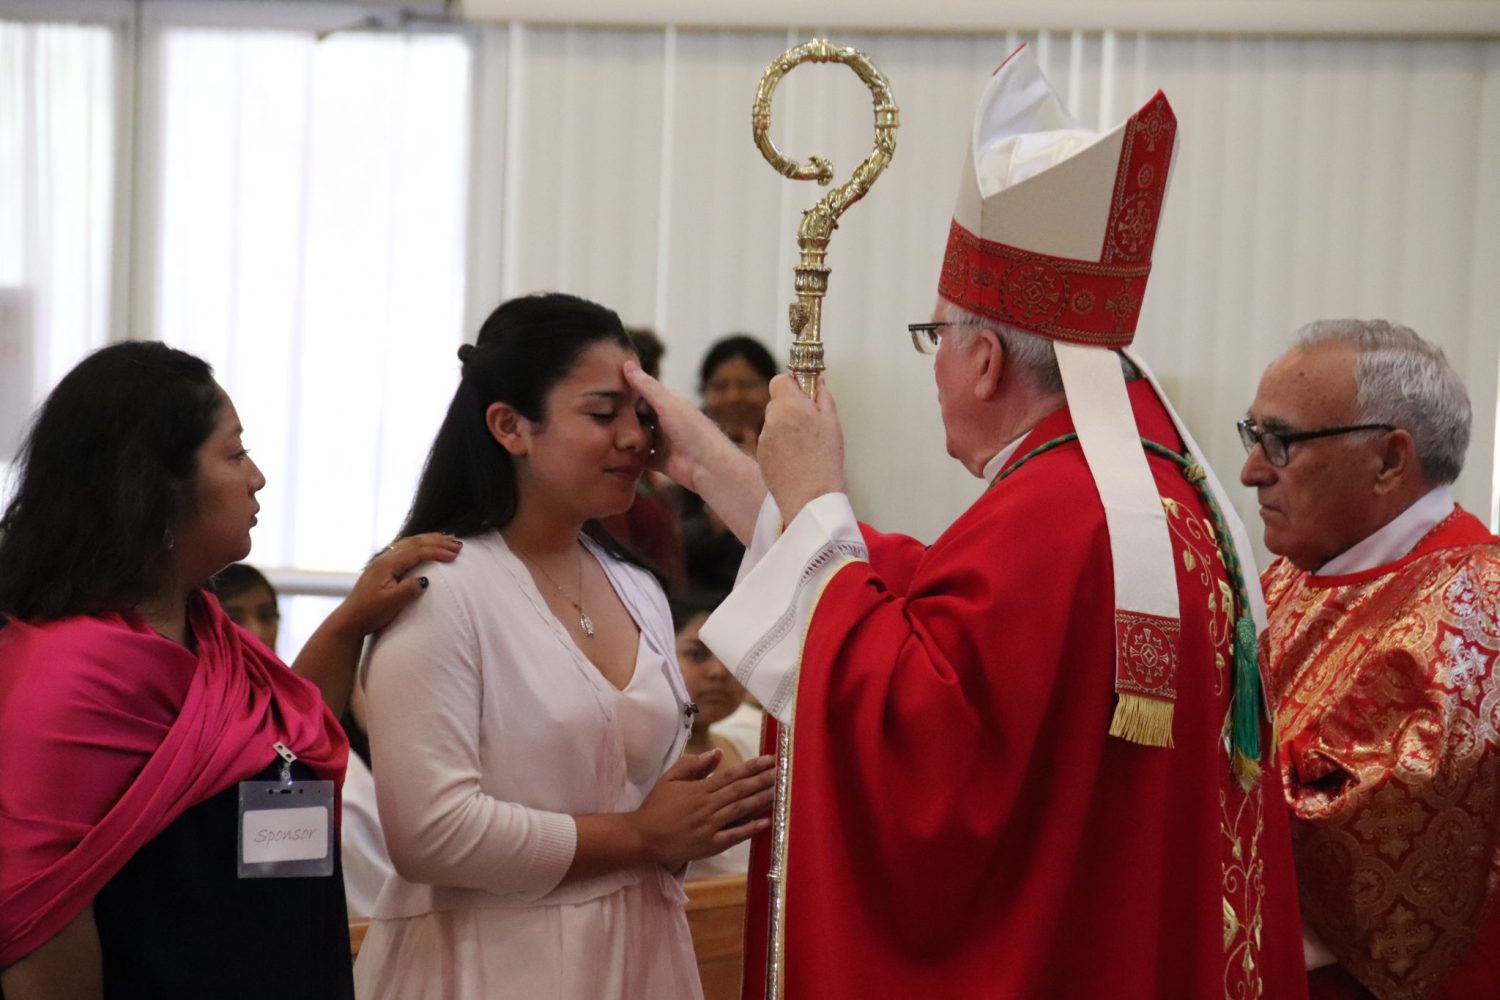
[741,381,1307,1000]
[1264,509,1500,999]
[0,593,347,966]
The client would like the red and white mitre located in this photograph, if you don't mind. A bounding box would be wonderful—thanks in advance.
[940,45,1219,748]
[940,46,1176,346]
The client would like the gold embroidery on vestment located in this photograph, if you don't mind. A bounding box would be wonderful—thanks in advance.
[1266,546,1500,997]
[1220,787,1266,999]
[1163,496,1231,695]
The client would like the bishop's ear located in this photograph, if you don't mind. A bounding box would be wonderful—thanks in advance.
[486,401,531,456]
[972,326,1005,401]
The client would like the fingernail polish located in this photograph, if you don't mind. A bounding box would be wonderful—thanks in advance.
[419,577,429,589]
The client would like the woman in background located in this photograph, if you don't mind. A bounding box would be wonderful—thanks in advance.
[598,326,686,593]
[0,341,456,1000]
[355,293,774,999]
[210,563,281,651]
[697,334,776,453]
[681,334,778,593]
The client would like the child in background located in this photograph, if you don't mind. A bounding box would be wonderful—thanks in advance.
[673,593,752,878]
[672,593,744,766]
[210,563,281,652]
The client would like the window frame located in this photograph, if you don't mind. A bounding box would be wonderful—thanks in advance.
[2,0,480,615]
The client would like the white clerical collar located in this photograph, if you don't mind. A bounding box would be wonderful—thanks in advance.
[1314,485,1456,576]
[980,434,1030,484]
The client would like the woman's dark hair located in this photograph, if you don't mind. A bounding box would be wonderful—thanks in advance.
[698,334,779,395]
[210,563,277,603]
[401,293,655,572]
[626,327,665,380]
[0,341,220,621]
[669,590,726,634]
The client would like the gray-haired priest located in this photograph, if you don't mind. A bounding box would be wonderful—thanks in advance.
[1243,319,1500,999]
[628,46,1307,999]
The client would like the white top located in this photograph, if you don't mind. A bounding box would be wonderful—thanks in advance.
[340,750,394,920]
[713,701,765,762]
[359,531,694,919]
[617,643,683,794]
[687,836,750,880]
[1314,485,1455,576]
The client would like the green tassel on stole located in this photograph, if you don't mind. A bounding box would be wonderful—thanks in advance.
[1229,614,1263,789]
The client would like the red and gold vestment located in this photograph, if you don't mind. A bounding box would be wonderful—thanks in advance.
[1264,509,1500,999]
[736,383,1308,999]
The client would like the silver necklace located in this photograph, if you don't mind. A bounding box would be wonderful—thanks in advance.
[523,542,595,639]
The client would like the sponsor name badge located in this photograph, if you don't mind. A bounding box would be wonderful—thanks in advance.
[238,777,335,879]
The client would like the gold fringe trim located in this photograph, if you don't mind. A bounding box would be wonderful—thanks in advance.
[1109,694,1175,748]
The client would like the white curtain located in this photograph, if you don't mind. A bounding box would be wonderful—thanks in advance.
[471,25,1500,565]
[145,22,473,653]
[0,19,114,473]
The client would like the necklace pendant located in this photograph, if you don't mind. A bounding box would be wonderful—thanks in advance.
[578,611,596,639]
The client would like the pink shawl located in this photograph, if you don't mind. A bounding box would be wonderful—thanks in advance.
[0,593,347,966]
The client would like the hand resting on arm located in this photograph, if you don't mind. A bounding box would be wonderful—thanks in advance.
[291,532,462,714]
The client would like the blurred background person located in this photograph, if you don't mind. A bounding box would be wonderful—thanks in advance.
[673,592,744,767]
[698,334,776,454]
[681,334,779,594]
[338,682,395,921]
[209,563,281,652]
[630,325,667,383]
[673,593,753,880]
[600,327,686,592]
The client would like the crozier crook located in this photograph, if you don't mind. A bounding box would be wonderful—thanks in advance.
[751,39,899,399]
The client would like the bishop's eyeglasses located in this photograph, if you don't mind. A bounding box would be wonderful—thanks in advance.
[908,321,984,355]
[1235,417,1395,468]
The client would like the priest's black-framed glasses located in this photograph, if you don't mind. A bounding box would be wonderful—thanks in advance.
[1235,417,1395,468]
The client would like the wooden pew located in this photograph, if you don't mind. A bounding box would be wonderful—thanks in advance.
[685,872,748,1000]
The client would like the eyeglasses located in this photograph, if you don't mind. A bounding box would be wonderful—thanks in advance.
[908,321,982,355]
[1235,417,1395,468]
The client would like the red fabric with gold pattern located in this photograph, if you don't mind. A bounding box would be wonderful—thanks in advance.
[1114,609,1181,707]
[937,91,1176,346]
[738,381,1307,1000]
[1102,94,1175,264]
[1263,509,1500,999]
[938,223,1152,347]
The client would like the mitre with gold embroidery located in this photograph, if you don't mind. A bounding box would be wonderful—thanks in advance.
[938,45,1264,760]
